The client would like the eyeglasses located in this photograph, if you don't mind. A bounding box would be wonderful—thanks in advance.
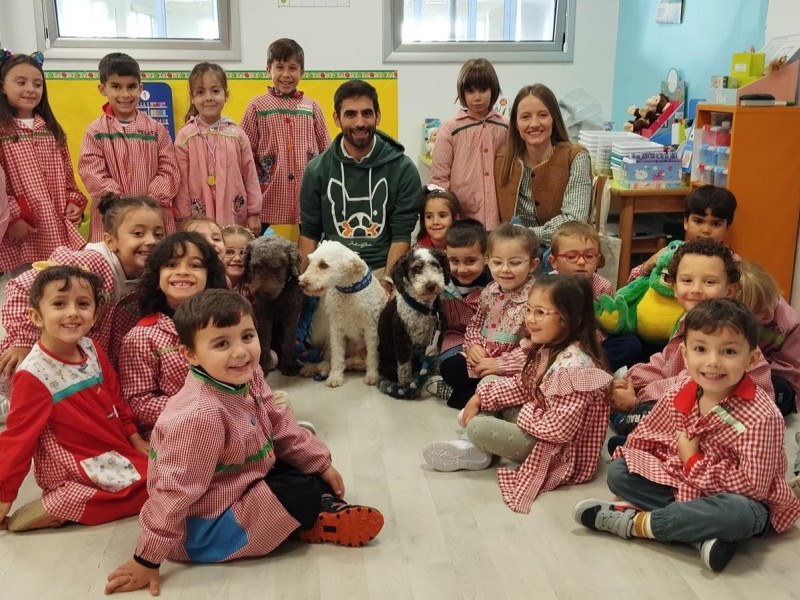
[553,250,600,263]
[526,307,560,321]
[488,258,530,270]
[224,248,246,258]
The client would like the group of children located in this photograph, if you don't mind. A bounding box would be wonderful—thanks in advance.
[0,36,799,585]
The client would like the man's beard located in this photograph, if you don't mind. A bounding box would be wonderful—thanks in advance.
[343,126,375,149]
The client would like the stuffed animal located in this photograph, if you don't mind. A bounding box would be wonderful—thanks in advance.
[594,240,685,345]
[624,93,671,134]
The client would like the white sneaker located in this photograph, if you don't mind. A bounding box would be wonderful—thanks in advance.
[422,439,491,472]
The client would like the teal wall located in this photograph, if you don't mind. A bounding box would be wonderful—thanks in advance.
[612,0,768,129]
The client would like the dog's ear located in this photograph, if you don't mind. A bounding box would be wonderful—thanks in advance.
[242,240,254,284]
[391,252,409,294]
[434,249,451,286]
[287,242,301,279]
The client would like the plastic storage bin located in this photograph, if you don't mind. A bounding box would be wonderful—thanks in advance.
[716,146,730,168]
[700,164,715,185]
[700,144,718,166]
[713,167,728,188]
[708,126,731,146]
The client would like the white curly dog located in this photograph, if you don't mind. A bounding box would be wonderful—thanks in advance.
[298,241,387,387]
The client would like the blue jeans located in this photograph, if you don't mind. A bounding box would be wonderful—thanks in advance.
[607,458,769,543]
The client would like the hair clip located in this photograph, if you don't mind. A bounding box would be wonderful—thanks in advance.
[30,51,44,67]
[0,49,12,67]
[426,184,445,192]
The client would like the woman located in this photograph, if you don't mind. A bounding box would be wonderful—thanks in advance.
[495,84,591,245]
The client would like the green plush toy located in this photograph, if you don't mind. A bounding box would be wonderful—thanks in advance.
[595,240,685,345]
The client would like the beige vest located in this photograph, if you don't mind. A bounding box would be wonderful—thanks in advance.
[495,142,586,224]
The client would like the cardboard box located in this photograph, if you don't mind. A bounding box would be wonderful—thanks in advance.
[731,52,765,80]
[621,158,682,183]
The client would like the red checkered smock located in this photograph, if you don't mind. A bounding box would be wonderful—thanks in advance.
[134,366,332,564]
[616,372,800,533]
[464,279,536,377]
[240,88,330,225]
[0,246,137,357]
[0,117,86,271]
[0,338,148,524]
[118,312,186,438]
[440,285,484,355]
[79,105,180,241]
[623,317,775,403]
[477,343,612,513]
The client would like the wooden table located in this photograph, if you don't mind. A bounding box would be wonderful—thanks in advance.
[609,185,691,288]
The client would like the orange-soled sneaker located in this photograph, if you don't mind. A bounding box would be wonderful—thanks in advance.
[298,495,384,547]
[7,498,67,532]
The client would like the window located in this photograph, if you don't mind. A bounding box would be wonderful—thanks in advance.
[383,0,574,62]
[36,0,239,61]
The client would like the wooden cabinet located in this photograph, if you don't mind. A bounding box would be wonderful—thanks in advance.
[693,104,800,296]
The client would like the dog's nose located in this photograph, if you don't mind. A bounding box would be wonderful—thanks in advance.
[298,279,308,289]
[425,282,438,293]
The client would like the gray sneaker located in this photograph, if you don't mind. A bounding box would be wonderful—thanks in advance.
[425,375,453,401]
[699,538,737,572]
[573,498,639,539]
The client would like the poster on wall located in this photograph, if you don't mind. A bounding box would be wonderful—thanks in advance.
[139,82,175,140]
[655,0,683,24]
[278,0,350,6]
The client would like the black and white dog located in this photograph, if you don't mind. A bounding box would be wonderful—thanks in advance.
[378,248,450,385]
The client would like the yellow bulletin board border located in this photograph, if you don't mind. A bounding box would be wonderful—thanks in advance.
[45,70,398,239]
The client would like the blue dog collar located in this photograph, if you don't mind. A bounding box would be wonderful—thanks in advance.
[336,269,373,294]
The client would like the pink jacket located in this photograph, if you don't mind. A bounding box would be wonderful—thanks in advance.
[173,117,261,226]
[759,297,800,406]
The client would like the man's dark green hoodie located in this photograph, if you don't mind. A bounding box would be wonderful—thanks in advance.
[299,130,422,269]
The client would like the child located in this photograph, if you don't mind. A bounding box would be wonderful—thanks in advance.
[104,290,383,595]
[0,195,165,421]
[179,213,225,258]
[441,223,539,409]
[575,298,800,572]
[735,260,800,415]
[426,218,491,401]
[221,224,255,295]
[118,232,228,438]
[548,221,642,371]
[609,238,775,451]
[414,185,461,251]
[629,185,739,282]
[423,275,612,515]
[0,265,149,532]
[79,52,180,241]
[0,52,86,274]
[430,58,507,228]
[174,63,261,233]
[240,38,330,230]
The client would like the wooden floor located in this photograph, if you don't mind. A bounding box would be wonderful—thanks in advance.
[0,266,799,598]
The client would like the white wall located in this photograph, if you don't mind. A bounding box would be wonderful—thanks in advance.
[767,0,800,309]
[0,0,619,158]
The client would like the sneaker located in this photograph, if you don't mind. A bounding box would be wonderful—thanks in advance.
[607,435,626,456]
[424,376,453,401]
[0,393,8,425]
[297,420,317,435]
[422,439,492,472]
[298,494,384,547]
[699,538,737,572]
[573,498,639,539]
[7,498,66,532]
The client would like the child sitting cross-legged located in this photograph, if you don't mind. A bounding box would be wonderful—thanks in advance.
[574,298,800,572]
[0,265,149,532]
[423,274,612,514]
[104,289,383,595]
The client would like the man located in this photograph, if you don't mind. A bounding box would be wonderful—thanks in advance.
[299,80,422,294]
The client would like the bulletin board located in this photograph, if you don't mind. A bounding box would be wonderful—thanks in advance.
[45,69,398,239]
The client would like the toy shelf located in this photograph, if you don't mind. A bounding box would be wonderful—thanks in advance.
[694,103,800,296]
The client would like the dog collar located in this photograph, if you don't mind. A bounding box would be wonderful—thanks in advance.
[336,269,372,294]
[400,291,437,316]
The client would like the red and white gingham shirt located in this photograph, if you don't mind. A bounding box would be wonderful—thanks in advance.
[440,285,484,355]
[240,89,331,224]
[477,343,612,513]
[79,105,180,241]
[465,279,536,377]
[135,367,332,564]
[118,312,187,437]
[0,246,134,356]
[624,317,775,403]
[0,117,86,271]
[430,109,508,229]
[616,372,800,532]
